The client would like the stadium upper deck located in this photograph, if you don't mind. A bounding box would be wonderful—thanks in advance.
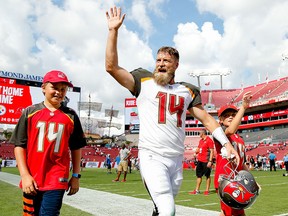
[185,76,288,147]
[201,76,288,111]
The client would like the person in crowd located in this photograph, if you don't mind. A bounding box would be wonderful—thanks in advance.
[189,129,214,195]
[245,155,250,169]
[80,157,85,171]
[0,155,2,171]
[214,91,257,216]
[105,6,239,215]
[262,155,268,171]
[113,144,131,182]
[114,154,120,173]
[105,154,112,174]
[268,151,277,171]
[283,152,288,176]
[249,155,255,170]
[10,70,86,216]
[128,154,132,174]
[256,154,263,171]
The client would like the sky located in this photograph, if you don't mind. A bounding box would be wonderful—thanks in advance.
[1,0,288,135]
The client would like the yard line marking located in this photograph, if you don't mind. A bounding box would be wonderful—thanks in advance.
[273,214,288,216]
[195,203,218,207]
[120,191,136,194]
[255,174,286,179]
[176,199,192,203]
[260,182,288,186]
[132,193,148,197]
[178,190,217,195]
[97,189,122,192]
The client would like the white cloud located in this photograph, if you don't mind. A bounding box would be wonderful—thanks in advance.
[1,0,288,134]
[128,0,169,41]
[129,0,154,41]
[147,0,168,18]
[0,0,154,135]
[173,0,288,89]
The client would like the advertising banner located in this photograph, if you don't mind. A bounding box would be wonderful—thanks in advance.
[0,78,32,124]
[124,98,139,134]
[0,71,81,125]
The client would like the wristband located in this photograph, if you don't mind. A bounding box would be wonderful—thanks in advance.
[212,127,229,146]
[72,173,81,178]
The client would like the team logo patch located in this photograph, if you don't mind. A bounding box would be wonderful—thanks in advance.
[59,178,68,183]
[222,181,255,204]
[0,105,6,116]
[57,72,66,79]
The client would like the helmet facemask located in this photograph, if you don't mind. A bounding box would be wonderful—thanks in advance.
[218,160,260,209]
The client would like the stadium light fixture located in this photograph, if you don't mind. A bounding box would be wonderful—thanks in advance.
[188,68,232,89]
[282,53,288,61]
[78,94,102,135]
[105,106,120,137]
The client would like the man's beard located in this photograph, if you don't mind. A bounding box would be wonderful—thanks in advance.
[153,71,174,86]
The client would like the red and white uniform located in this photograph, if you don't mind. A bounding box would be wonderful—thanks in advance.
[214,129,246,215]
[130,68,202,215]
[131,68,201,157]
[10,102,86,191]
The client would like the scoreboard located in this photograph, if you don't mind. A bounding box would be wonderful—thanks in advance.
[0,70,81,125]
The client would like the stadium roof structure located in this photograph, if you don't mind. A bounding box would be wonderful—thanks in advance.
[188,68,232,89]
[203,76,288,110]
[0,70,81,92]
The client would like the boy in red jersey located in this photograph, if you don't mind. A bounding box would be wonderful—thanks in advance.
[10,70,86,216]
[214,91,254,216]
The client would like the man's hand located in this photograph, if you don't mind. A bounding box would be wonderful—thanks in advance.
[222,142,240,165]
[207,161,212,168]
[67,177,79,196]
[106,6,126,31]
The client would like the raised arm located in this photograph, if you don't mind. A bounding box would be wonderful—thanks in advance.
[189,104,220,133]
[225,91,252,136]
[189,104,240,164]
[105,6,135,92]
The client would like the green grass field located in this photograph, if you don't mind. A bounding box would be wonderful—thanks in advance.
[1,167,287,216]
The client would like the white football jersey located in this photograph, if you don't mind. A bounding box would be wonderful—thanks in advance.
[131,68,202,157]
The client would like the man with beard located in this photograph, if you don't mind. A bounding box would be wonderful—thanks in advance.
[105,6,239,216]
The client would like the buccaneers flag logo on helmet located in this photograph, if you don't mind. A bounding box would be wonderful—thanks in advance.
[218,169,259,209]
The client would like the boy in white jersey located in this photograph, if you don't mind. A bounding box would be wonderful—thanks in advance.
[105,7,239,216]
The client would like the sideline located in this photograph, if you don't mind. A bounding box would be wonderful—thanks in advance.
[0,172,219,216]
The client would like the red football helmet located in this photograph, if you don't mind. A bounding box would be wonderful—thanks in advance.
[218,162,260,209]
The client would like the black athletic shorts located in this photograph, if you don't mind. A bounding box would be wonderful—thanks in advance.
[196,161,211,178]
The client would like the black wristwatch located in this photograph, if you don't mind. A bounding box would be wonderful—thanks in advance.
[72,173,81,178]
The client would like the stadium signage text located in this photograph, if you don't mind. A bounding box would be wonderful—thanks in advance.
[0,70,43,82]
[0,85,24,104]
[125,98,137,107]
[243,109,288,121]
[0,78,32,124]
